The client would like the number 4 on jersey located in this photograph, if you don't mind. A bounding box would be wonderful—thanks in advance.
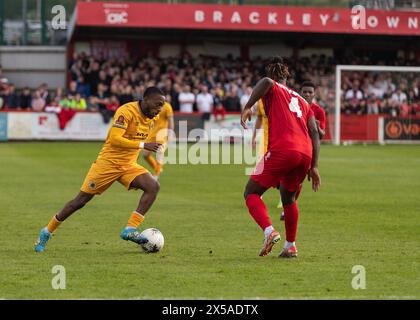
[289,97,302,118]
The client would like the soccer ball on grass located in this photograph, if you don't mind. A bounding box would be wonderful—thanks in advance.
[139,228,164,253]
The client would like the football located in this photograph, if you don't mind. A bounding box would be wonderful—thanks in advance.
[139,228,164,253]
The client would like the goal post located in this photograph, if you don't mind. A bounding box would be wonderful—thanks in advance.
[334,65,420,145]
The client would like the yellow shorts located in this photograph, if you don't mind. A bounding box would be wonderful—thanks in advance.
[80,159,149,195]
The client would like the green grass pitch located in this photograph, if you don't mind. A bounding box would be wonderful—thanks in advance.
[0,142,419,299]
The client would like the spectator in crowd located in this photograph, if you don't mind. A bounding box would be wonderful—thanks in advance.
[91,83,111,123]
[76,76,91,98]
[391,85,408,106]
[133,85,144,101]
[223,88,241,112]
[399,99,410,117]
[69,93,87,110]
[5,52,418,119]
[240,86,257,111]
[171,83,181,111]
[367,94,380,114]
[104,95,120,119]
[86,61,101,96]
[31,90,46,111]
[344,79,364,113]
[20,87,32,109]
[196,85,213,120]
[118,85,134,105]
[4,84,20,109]
[38,83,51,106]
[68,81,78,97]
[178,85,195,113]
[213,85,226,122]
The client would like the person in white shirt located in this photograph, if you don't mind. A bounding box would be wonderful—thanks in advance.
[391,87,408,106]
[196,85,213,120]
[178,85,195,113]
[240,86,257,111]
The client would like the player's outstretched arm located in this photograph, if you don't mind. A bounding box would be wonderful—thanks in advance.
[241,77,274,129]
[307,116,321,192]
[109,126,161,151]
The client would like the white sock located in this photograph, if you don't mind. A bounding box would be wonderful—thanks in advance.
[284,241,295,249]
[264,226,273,238]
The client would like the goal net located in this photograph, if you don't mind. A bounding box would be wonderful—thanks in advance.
[331,65,420,145]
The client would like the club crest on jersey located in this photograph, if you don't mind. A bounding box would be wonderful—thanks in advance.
[265,152,271,161]
[88,181,97,190]
[115,116,125,126]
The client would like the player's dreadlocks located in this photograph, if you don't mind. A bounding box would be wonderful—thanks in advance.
[265,56,290,83]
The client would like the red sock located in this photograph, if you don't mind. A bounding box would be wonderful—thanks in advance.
[284,202,299,242]
[245,194,272,231]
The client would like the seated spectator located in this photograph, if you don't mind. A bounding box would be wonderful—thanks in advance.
[345,79,364,107]
[359,99,367,115]
[31,90,46,111]
[367,94,380,114]
[38,83,51,106]
[69,93,87,110]
[4,84,20,109]
[391,86,408,106]
[59,94,71,109]
[20,87,32,109]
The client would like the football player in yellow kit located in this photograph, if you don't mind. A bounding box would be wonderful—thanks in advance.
[34,87,165,252]
[142,101,174,177]
[251,100,268,157]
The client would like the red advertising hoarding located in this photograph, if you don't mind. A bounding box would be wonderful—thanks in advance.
[76,2,420,36]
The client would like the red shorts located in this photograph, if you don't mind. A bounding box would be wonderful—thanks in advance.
[251,150,312,192]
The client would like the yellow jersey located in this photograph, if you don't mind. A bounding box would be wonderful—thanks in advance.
[149,102,173,143]
[97,101,158,165]
[256,99,268,154]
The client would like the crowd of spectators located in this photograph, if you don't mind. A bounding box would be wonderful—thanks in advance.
[1,51,419,122]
